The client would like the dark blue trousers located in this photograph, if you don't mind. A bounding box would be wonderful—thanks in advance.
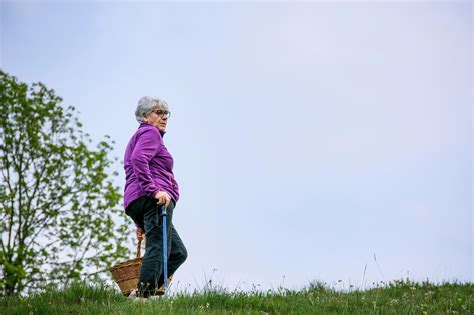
[125,196,187,296]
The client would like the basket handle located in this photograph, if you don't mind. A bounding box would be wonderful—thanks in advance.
[137,239,142,258]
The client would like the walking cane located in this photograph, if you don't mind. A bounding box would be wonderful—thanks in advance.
[160,204,169,295]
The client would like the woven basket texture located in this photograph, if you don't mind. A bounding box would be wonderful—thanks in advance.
[110,241,143,295]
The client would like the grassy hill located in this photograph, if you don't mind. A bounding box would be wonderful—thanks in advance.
[1,278,472,314]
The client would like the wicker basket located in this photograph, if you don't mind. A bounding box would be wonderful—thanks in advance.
[110,240,143,295]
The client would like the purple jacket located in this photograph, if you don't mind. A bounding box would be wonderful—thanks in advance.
[123,122,179,210]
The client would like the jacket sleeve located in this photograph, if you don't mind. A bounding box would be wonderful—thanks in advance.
[130,127,161,198]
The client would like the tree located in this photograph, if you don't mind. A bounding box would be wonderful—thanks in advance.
[0,70,131,296]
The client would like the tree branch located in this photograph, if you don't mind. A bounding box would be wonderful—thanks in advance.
[21,152,52,245]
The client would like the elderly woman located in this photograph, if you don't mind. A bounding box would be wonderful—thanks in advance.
[124,96,187,298]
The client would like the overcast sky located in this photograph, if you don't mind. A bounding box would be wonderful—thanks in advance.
[1,1,472,292]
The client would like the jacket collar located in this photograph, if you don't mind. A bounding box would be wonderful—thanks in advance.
[139,122,166,137]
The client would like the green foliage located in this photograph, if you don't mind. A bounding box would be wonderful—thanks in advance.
[0,279,472,314]
[0,70,131,296]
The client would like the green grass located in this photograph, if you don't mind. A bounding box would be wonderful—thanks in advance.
[1,278,472,314]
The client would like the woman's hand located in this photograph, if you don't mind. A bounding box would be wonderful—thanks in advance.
[154,190,171,208]
[136,227,145,241]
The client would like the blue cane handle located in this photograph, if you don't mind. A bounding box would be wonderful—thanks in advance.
[160,205,168,217]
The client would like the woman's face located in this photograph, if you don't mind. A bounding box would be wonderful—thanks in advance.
[145,108,170,132]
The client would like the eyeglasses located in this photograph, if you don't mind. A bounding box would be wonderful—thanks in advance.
[152,110,171,118]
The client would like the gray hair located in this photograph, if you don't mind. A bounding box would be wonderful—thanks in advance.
[135,96,169,123]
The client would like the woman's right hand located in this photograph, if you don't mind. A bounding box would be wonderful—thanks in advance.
[154,190,171,208]
[136,227,145,241]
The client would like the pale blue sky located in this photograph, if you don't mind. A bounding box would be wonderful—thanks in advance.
[1,1,472,292]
